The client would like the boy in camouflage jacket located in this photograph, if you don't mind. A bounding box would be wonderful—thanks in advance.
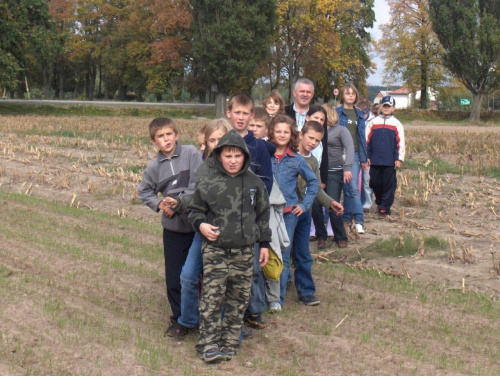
[188,129,271,363]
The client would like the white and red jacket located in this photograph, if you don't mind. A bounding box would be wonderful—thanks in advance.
[365,114,405,166]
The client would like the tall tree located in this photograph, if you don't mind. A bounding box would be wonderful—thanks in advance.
[190,0,276,116]
[376,0,445,109]
[260,0,374,102]
[429,0,500,120]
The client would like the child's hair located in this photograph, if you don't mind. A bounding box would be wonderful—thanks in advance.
[357,98,372,119]
[339,83,360,106]
[301,120,324,135]
[148,117,178,139]
[371,103,380,115]
[307,105,327,125]
[198,123,208,137]
[253,107,271,127]
[204,118,232,157]
[269,114,300,152]
[227,92,254,111]
[263,90,285,114]
[321,104,338,127]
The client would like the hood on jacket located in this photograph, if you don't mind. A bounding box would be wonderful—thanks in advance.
[213,129,251,176]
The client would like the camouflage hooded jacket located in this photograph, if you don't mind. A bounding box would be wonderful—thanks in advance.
[188,129,271,249]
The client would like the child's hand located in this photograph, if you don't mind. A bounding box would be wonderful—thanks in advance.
[199,223,220,242]
[330,201,344,216]
[162,197,178,208]
[291,205,304,216]
[158,201,175,217]
[367,158,371,167]
[343,171,352,183]
[259,248,269,267]
[361,162,369,171]
[395,160,402,169]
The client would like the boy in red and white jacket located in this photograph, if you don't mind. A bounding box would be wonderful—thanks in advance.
[365,96,405,216]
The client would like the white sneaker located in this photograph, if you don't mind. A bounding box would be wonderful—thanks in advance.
[268,302,281,314]
[355,223,365,234]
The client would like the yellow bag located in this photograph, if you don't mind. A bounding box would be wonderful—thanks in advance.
[262,247,283,282]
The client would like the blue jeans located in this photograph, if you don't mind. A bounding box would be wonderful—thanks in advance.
[326,171,348,242]
[292,211,316,298]
[279,212,299,306]
[342,151,365,224]
[178,232,203,328]
[244,243,265,317]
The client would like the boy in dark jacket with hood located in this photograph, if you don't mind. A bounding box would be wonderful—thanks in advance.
[188,129,271,363]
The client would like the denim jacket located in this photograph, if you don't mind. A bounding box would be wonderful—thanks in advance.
[335,105,368,163]
[272,149,318,213]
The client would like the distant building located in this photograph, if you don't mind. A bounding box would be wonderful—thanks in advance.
[373,87,437,109]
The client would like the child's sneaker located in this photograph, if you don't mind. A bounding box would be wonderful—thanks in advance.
[220,346,237,361]
[299,295,320,306]
[165,321,188,337]
[202,348,223,363]
[244,314,267,329]
[268,302,281,314]
[378,209,391,216]
[354,223,365,234]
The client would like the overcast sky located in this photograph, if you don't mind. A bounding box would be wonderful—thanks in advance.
[367,0,390,86]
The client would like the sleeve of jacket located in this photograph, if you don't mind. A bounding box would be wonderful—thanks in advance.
[396,120,406,162]
[312,160,334,209]
[173,148,204,213]
[138,162,162,212]
[255,181,272,248]
[341,127,355,172]
[319,127,329,185]
[365,119,373,160]
[356,109,368,163]
[187,184,209,232]
[256,142,274,194]
[297,157,318,212]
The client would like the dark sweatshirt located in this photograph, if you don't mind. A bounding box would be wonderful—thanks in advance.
[188,129,271,249]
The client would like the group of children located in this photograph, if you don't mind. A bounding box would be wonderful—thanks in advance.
[138,87,405,363]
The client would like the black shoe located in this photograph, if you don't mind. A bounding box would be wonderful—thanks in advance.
[299,295,321,306]
[165,321,189,337]
[244,314,267,329]
[241,325,254,339]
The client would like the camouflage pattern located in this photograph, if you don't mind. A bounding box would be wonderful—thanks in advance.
[196,243,253,353]
[188,129,272,248]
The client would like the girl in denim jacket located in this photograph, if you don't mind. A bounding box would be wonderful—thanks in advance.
[268,115,318,307]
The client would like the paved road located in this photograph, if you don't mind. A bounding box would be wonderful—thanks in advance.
[0,98,214,108]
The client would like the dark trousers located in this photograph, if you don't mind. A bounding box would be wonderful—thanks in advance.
[163,229,195,321]
[311,198,328,241]
[369,165,397,213]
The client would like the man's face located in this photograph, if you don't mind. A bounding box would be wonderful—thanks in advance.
[248,119,268,139]
[219,147,245,176]
[151,126,178,157]
[226,104,254,135]
[293,83,314,108]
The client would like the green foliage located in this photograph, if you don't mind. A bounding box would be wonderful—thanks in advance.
[190,0,277,95]
[429,0,500,120]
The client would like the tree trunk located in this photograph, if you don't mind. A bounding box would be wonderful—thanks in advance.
[43,66,52,99]
[215,92,227,117]
[420,63,428,110]
[469,92,485,121]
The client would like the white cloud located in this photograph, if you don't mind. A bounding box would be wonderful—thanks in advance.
[367,0,390,86]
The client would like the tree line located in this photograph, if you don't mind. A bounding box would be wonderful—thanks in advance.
[1,0,499,120]
[0,0,374,112]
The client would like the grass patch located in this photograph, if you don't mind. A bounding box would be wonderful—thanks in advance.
[359,234,447,259]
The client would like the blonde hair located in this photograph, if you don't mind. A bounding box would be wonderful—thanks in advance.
[204,118,231,157]
[321,104,338,127]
